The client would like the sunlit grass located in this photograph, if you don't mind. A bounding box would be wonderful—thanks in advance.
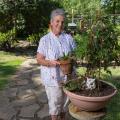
[0,51,25,89]
[77,66,120,80]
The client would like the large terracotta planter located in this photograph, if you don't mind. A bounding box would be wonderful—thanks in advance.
[59,59,72,75]
[63,80,117,111]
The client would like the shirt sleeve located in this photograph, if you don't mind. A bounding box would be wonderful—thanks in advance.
[37,38,46,57]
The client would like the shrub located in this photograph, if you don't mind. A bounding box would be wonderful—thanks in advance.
[0,28,16,50]
[26,29,48,45]
[73,33,88,60]
[27,33,41,45]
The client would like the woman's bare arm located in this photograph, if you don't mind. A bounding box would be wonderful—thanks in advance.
[36,53,60,67]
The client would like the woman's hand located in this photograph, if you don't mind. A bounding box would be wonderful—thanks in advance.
[49,60,60,67]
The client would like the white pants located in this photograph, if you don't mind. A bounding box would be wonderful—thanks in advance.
[45,86,67,115]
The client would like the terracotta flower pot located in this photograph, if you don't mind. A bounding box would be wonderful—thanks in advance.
[63,80,117,111]
[59,59,72,75]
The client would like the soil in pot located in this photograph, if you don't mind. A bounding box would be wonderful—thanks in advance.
[65,80,116,97]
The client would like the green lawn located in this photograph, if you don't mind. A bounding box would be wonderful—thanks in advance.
[0,51,25,89]
[77,66,120,120]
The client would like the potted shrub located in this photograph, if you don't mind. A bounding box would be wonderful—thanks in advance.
[63,13,120,111]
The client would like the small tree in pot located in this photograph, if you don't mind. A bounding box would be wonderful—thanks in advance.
[63,12,120,111]
[83,14,120,91]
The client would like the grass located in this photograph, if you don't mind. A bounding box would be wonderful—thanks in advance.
[103,67,120,120]
[77,66,120,120]
[0,51,25,89]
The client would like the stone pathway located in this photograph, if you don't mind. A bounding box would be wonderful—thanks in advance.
[0,58,74,120]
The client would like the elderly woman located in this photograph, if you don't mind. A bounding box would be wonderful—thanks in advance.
[36,8,76,120]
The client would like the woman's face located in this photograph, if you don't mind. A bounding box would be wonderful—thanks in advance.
[50,15,64,36]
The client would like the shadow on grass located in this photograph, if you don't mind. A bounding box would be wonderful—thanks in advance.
[0,61,19,89]
[103,91,120,120]
[8,46,37,57]
[103,76,120,120]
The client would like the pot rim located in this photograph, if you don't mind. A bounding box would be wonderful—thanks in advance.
[58,59,72,64]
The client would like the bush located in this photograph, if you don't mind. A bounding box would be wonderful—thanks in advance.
[73,33,88,60]
[27,33,41,45]
[0,28,16,50]
[26,29,48,45]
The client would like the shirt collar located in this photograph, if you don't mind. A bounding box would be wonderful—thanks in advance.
[50,31,64,39]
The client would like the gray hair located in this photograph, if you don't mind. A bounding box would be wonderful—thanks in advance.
[50,8,65,20]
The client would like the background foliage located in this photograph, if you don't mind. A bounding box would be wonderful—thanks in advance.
[0,0,119,53]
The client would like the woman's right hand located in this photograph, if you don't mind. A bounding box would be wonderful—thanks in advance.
[49,60,60,67]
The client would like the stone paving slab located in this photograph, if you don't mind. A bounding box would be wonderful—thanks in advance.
[5,88,18,98]
[0,91,10,107]
[0,104,17,120]
[37,104,49,119]
[12,95,36,107]
[19,104,40,118]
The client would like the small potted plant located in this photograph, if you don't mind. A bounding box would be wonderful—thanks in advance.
[63,13,120,111]
[58,52,74,75]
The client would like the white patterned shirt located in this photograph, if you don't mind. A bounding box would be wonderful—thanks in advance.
[37,31,76,86]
